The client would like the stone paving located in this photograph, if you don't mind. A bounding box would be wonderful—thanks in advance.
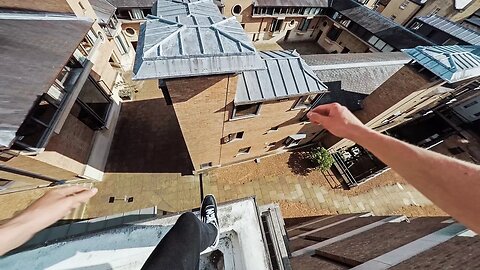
[203,170,433,216]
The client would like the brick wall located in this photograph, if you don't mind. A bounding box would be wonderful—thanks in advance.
[166,75,325,170]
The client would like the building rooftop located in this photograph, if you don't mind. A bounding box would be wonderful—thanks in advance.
[90,0,116,25]
[235,50,328,105]
[0,12,92,149]
[332,0,433,49]
[106,0,156,8]
[0,198,276,270]
[416,15,480,45]
[153,0,224,20]
[253,0,329,7]
[133,0,264,80]
[403,45,480,83]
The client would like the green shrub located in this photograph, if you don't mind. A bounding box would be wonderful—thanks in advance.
[309,147,334,172]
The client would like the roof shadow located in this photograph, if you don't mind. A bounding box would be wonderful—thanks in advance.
[105,98,194,175]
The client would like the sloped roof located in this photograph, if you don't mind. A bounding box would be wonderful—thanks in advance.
[0,12,92,149]
[253,0,329,7]
[332,0,433,49]
[403,45,480,83]
[455,0,473,9]
[106,0,156,8]
[416,15,480,45]
[90,0,116,25]
[153,0,224,20]
[235,50,328,105]
[303,52,409,96]
[133,0,264,80]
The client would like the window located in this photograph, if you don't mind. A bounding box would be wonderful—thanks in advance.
[129,8,144,19]
[200,162,213,169]
[224,131,244,143]
[448,147,465,155]
[399,1,409,10]
[270,19,283,32]
[115,33,130,54]
[237,147,251,155]
[410,22,423,30]
[268,126,279,133]
[298,19,312,32]
[267,142,276,148]
[284,134,306,148]
[340,19,351,27]
[293,94,318,109]
[232,4,242,15]
[125,27,136,36]
[390,15,397,20]
[326,26,342,41]
[232,103,261,119]
[428,7,441,16]
[0,179,14,191]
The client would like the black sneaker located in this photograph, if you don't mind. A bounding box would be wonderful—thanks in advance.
[200,194,220,249]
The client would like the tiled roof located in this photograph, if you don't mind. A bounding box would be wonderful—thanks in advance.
[0,12,92,148]
[90,0,116,25]
[416,15,480,45]
[235,50,328,105]
[133,0,264,80]
[253,0,329,7]
[403,45,480,83]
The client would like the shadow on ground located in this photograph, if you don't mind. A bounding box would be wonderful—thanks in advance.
[287,151,316,176]
[105,98,194,175]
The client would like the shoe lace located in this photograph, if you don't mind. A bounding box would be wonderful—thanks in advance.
[205,208,217,225]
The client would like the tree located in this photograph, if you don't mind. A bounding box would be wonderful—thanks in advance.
[309,147,334,172]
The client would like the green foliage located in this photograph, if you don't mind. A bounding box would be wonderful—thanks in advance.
[309,147,334,172]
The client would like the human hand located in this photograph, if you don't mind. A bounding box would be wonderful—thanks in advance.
[307,103,370,141]
[0,186,97,255]
[15,186,98,232]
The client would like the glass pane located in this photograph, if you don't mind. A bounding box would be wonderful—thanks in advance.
[368,35,379,45]
[32,99,58,126]
[47,83,65,105]
[16,119,48,148]
[77,78,112,122]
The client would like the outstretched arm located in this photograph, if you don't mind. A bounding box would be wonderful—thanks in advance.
[308,103,480,233]
[0,186,97,255]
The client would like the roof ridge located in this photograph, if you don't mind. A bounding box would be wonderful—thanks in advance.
[212,17,256,52]
[421,15,480,35]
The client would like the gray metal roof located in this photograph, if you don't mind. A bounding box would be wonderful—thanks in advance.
[90,0,116,25]
[303,52,409,96]
[235,50,328,105]
[133,0,264,80]
[417,15,480,45]
[106,0,156,8]
[253,0,329,7]
[0,12,92,149]
[153,0,224,20]
[403,45,480,83]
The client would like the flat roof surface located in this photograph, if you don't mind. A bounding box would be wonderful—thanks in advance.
[106,0,156,8]
[416,15,480,45]
[0,198,271,270]
[403,45,480,83]
[133,0,264,80]
[0,12,92,148]
[235,50,328,105]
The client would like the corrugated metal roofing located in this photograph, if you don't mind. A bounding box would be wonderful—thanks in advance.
[253,0,329,7]
[235,50,328,105]
[133,0,264,80]
[0,12,92,148]
[416,15,480,45]
[90,0,116,25]
[403,45,480,83]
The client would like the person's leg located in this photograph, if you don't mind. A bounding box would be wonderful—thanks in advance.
[141,212,217,270]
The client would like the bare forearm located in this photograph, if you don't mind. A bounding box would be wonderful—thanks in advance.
[354,129,480,232]
[0,215,37,256]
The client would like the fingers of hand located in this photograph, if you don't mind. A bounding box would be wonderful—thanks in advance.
[52,186,90,197]
[307,111,328,125]
[68,188,98,204]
